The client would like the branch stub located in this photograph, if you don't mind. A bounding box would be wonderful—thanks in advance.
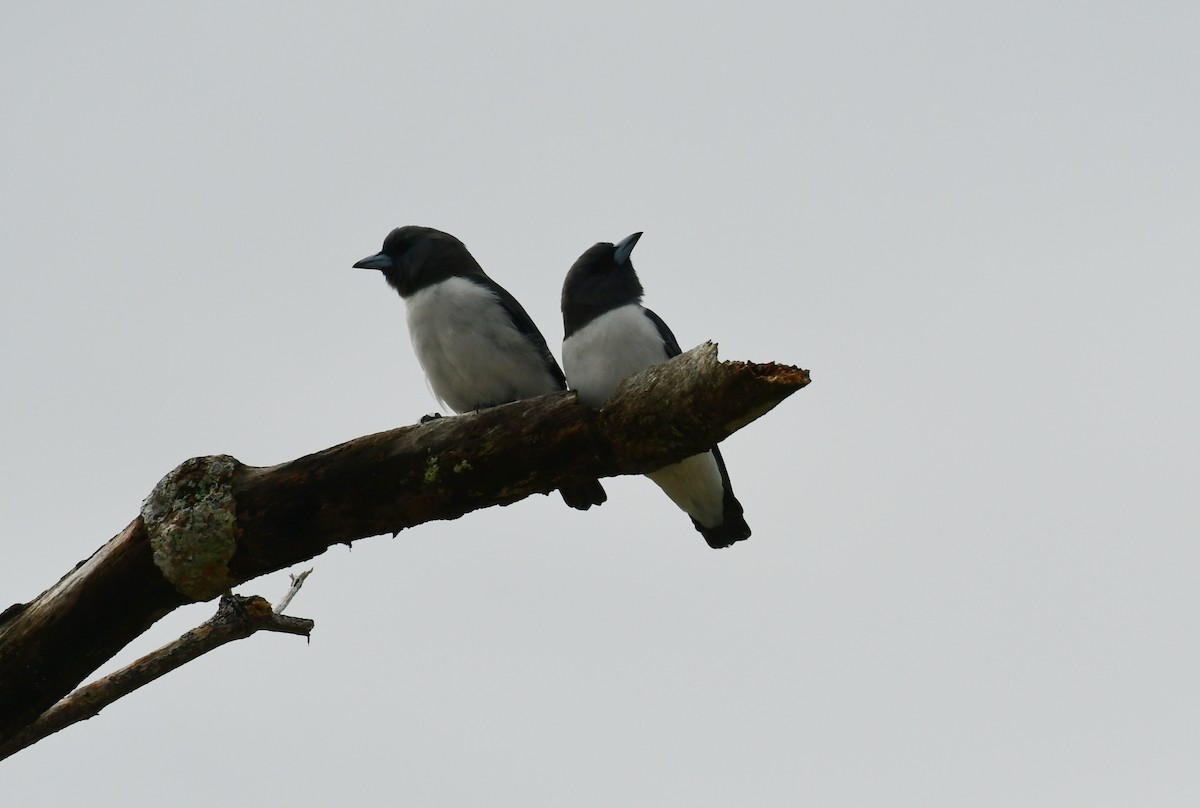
[141,455,240,601]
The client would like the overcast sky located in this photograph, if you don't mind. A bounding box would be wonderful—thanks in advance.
[2,2,1197,805]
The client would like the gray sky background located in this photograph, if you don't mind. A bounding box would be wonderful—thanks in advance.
[2,2,1197,805]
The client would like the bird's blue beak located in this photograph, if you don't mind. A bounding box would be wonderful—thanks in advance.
[353,252,393,270]
[613,232,643,265]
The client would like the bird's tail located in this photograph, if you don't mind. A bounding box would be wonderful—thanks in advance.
[694,448,751,548]
[694,507,751,549]
[560,479,608,511]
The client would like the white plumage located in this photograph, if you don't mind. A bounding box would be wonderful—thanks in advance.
[406,277,560,413]
[563,303,726,529]
[562,303,666,407]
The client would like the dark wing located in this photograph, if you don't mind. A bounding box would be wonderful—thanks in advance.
[643,308,682,359]
[645,307,750,547]
[468,275,567,389]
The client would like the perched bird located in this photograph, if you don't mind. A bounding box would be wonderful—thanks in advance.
[353,225,606,511]
[561,232,750,548]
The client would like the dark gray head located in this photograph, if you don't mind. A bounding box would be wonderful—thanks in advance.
[353,226,484,298]
[561,232,644,337]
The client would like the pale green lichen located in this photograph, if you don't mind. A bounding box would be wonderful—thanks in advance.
[453,460,472,473]
[423,455,440,484]
[141,455,239,601]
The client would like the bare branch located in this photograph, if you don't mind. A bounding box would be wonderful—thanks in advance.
[0,345,809,742]
[274,569,313,614]
[0,593,314,761]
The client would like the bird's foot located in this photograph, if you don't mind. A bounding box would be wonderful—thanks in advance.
[419,412,443,424]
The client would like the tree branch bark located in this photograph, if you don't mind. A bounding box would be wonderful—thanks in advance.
[0,344,809,743]
[0,591,314,761]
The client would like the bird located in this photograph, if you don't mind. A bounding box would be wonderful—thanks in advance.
[560,232,750,548]
[353,225,607,511]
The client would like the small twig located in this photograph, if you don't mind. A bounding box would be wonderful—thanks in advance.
[274,568,312,614]
[0,592,314,761]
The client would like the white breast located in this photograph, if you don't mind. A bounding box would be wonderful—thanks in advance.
[562,303,670,408]
[563,302,727,528]
[404,277,560,413]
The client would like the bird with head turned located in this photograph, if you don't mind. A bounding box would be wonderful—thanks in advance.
[561,232,750,547]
